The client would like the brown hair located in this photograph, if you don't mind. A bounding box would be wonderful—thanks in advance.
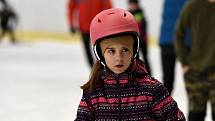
[81,60,103,90]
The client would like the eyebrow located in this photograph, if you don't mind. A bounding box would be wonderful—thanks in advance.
[106,46,130,49]
[106,47,114,49]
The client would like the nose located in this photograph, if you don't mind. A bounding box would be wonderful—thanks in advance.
[115,51,123,61]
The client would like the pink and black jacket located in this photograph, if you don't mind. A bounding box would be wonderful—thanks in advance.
[75,59,185,121]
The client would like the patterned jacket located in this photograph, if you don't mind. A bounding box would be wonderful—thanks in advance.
[75,59,185,121]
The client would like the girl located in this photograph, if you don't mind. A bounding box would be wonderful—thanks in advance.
[75,8,185,121]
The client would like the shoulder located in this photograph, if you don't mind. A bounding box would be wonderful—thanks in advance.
[135,75,166,93]
[136,75,163,88]
[132,59,149,75]
[182,0,198,12]
[133,75,170,103]
[177,0,197,21]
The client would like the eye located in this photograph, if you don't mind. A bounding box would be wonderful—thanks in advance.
[107,49,115,55]
[122,48,129,53]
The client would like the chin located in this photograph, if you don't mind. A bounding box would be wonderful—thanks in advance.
[114,70,125,74]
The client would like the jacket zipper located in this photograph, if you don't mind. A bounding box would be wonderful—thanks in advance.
[116,75,122,121]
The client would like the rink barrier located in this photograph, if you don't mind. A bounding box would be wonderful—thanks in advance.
[14,30,157,46]
[15,30,80,43]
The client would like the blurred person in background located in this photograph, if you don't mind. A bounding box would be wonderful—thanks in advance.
[67,0,112,68]
[175,0,215,120]
[0,1,18,44]
[159,0,188,95]
[128,0,151,75]
[0,0,7,6]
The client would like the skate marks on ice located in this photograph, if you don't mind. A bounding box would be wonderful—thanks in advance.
[0,41,212,121]
[0,41,88,121]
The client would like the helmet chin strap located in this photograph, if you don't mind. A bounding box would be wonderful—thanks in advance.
[93,45,106,67]
[134,37,140,58]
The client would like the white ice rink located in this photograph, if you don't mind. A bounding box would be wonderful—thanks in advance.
[0,40,212,121]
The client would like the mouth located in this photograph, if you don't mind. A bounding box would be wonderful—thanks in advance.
[115,64,124,68]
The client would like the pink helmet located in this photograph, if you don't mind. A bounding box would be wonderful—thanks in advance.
[90,8,140,65]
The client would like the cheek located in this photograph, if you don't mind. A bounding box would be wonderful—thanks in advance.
[126,56,132,64]
[124,52,133,59]
[103,55,112,64]
[125,54,133,65]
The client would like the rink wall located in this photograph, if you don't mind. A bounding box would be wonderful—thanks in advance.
[14,30,156,46]
[6,0,163,45]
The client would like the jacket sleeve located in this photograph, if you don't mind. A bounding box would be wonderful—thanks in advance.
[174,2,192,66]
[102,0,112,10]
[75,91,94,121]
[152,81,186,121]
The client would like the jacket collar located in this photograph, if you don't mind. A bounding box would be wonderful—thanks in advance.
[100,59,148,86]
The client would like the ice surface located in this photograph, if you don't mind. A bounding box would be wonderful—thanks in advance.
[0,41,212,121]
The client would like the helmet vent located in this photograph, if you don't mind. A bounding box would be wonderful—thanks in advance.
[98,19,101,23]
[107,12,114,15]
[124,12,127,17]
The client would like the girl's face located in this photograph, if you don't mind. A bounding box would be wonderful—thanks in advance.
[100,35,134,74]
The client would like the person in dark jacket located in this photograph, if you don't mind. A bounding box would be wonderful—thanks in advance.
[175,0,215,120]
[0,0,7,6]
[67,0,112,68]
[159,0,189,94]
[75,8,185,121]
[0,5,17,43]
[128,0,151,75]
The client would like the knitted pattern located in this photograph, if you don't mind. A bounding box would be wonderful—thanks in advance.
[75,59,185,121]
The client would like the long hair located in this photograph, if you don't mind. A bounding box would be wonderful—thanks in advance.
[81,60,103,91]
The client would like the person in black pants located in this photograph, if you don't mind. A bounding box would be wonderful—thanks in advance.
[67,0,112,68]
[0,0,7,6]
[81,33,94,67]
[128,0,151,74]
[161,46,176,94]
[0,5,18,44]
[159,0,188,94]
